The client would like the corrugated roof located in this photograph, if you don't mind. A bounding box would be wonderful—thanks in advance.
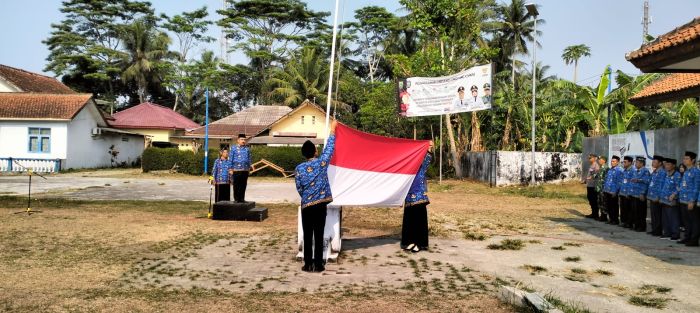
[0,64,75,94]
[186,105,292,138]
[248,136,324,145]
[629,73,700,105]
[0,93,92,120]
[110,102,200,130]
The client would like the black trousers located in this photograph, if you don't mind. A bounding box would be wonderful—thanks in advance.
[649,200,663,235]
[605,193,620,223]
[301,202,327,266]
[632,197,647,231]
[214,183,230,202]
[586,187,599,217]
[687,206,700,244]
[232,171,249,202]
[401,203,429,249]
[620,196,632,226]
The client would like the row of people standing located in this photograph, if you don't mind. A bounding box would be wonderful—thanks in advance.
[210,134,252,203]
[584,152,700,247]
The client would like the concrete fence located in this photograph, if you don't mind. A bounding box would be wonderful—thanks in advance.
[462,151,582,186]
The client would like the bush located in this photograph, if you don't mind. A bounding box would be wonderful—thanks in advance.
[141,146,306,176]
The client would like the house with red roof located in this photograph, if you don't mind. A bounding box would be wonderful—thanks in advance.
[109,102,200,149]
[0,65,145,172]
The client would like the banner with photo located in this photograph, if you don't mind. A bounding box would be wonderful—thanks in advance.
[608,130,654,169]
[397,64,493,117]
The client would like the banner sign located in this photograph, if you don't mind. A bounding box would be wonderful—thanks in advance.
[397,64,493,117]
[608,130,654,169]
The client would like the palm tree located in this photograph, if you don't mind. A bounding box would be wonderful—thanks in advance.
[489,0,544,87]
[561,44,591,83]
[120,19,171,103]
[265,47,330,107]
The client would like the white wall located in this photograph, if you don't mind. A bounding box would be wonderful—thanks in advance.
[0,120,68,159]
[65,105,144,169]
[0,79,19,92]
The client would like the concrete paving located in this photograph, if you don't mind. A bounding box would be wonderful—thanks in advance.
[0,175,299,203]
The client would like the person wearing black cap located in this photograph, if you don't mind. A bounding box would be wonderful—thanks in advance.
[229,133,252,203]
[482,83,491,104]
[618,156,635,228]
[452,86,468,110]
[659,158,682,240]
[583,154,600,219]
[678,151,700,246]
[602,156,624,224]
[630,156,651,232]
[594,156,609,221]
[646,155,666,236]
[295,120,338,272]
[467,85,485,108]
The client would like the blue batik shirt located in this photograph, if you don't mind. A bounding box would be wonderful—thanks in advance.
[405,153,432,207]
[679,167,700,204]
[212,158,232,184]
[230,145,252,171]
[603,165,623,194]
[647,167,666,202]
[618,166,635,196]
[295,135,336,209]
[659,170,681,206]
[630,167,650,199]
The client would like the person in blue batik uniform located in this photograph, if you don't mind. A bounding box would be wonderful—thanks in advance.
[401,142,434,253]
[659,158,682,240]
[603,155,623,225]
[295,121,337,273]
[211,148,231,202]
[630,156,651,232]
[646,155,666,236]
[679,151,700,246]
[229,134,252,203]
[618,156,635,228]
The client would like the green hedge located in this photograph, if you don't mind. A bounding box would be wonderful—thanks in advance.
[142,146,307,176]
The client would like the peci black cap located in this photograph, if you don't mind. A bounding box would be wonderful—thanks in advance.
[623,156,633,162]
[588,153,597,158]
[635,156,646,163]
[301,140,316,159]
[685,151,697,160]
[238,133,246,139]
[612,155,620,161]
[457,86,465,92]
[665,158,677,165]
[653,155,664,161]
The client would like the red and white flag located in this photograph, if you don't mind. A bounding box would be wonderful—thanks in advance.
[328,124,430,207]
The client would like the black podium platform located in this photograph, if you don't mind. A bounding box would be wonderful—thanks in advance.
[212,201,268,221]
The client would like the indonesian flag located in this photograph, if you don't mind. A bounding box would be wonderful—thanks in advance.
[328,124,430,207]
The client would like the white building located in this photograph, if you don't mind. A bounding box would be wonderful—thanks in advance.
[0,65,144,172]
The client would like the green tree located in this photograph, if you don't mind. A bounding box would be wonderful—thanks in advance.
[161,7,214,112]
[43,0,155,111]
[119,19,171,103]
[265,47,330,107]
[561,44,591,83]
[351,6,398,82]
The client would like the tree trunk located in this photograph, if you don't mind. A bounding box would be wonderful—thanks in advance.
[573,59,578,83]
[469,112,483,151]
[440,39,463,178]
[501,107,512,150]
[173,93,180,112]
[511,57,516,88]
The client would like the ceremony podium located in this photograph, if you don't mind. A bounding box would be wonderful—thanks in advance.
[212,201,268,221]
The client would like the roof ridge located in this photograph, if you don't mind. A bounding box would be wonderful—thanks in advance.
[0,64,58,80]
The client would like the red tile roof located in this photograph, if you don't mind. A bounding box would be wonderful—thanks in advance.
[110,102,200,130]
[627,18,700,60]
[0,64,75,94]
[0,93,92,120]
[186,105,292,138]
[626,17,700,72]
[629,73,700,105]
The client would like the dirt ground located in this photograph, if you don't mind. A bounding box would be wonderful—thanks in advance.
[1,179,698,312]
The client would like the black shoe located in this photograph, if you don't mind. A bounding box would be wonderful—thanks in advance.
[685,242,699,247]
[302,264,314,272]
[313,263,325,272]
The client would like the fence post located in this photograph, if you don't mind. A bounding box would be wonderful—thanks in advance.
[8,157,12,172]
[55,158,61,173]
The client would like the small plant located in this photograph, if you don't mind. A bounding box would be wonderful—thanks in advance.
[551,246,566,251]
[595,269,614,276]
[463,231,487,241]
[563,242,583,247]
[487,239,525,250]
[564,274,587,282]
[640,284,672,294]
[527,240,542,244]
[564,256,582,262]
[629,296,669,309]
[570,268,587,274]
[522,264,547,275]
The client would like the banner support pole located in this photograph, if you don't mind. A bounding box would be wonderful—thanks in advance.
[439,115,443,184]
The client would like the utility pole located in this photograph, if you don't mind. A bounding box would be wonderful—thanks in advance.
[642,0,652,43]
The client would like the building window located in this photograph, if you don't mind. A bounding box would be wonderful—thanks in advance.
[28,128,51,153]
[312,116,316,125]
[301,115,305,125]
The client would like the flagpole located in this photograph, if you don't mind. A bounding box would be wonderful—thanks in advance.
[324,0,340,145]
[204,87,209,174]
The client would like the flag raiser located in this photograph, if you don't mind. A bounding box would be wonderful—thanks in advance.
[328,124,430,207]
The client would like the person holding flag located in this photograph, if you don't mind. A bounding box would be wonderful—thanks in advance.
[401,142,434,253]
